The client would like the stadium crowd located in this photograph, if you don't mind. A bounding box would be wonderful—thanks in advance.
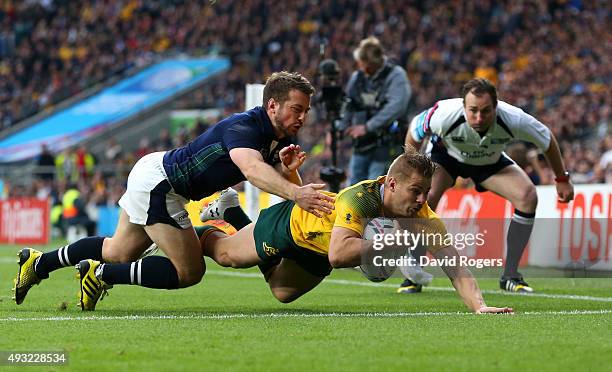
[0,0,610,213]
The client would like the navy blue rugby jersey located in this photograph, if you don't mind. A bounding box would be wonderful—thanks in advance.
[162,106,292,200]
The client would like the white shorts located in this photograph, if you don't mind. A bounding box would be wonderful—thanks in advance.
[118,151,192,229]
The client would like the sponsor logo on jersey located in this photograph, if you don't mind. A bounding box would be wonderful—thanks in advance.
[450,136,465,142]
[306,231,324,240]
[345,213,352,224]
[460,150,498,158]
[171,210,192,228]
[170,210,190,221]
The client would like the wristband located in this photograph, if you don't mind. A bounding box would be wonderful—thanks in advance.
[555,171,570,183]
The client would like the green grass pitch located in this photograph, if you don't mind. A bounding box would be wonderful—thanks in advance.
[1,242,611,371]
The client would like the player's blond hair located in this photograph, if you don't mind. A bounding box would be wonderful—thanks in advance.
[388,148,436,181]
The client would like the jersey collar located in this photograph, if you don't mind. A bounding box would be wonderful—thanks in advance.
[377,176,386,215]
[460,107,498,146]
[258,106,281,141]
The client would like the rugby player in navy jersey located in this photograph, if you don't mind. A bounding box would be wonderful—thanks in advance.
[14,71,335,310]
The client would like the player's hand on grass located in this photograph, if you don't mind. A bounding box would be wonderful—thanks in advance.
[294,183,335,217]
[476,306,514,314]
[279,144,306,172]
[556,181,574,203]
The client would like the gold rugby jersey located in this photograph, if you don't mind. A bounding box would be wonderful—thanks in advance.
[288,177,447,255]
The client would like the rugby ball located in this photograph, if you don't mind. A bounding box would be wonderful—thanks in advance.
[358,217,398,282]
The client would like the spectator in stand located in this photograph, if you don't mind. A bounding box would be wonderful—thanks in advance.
[191,119,209,138]
[104,138,123,165]
[154,128,173,151]
[134,138,152,159]
[0,0,608,188]
[54,146,76,183]
[597,134,612,183]
[36,144,55,181]
[74,145,95,181]
[62,183,96,237]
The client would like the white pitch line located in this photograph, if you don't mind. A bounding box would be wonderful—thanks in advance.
[1,309,611,322]
[1,257,610,303]
[205,270,612,303]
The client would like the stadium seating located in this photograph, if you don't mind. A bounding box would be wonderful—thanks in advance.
[0,0,609,209]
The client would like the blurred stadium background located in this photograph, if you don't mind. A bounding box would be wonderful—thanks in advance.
[0,0,609,259]
[0,0,612,369]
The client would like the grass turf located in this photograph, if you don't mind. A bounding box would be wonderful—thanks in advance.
[1,242,611,371]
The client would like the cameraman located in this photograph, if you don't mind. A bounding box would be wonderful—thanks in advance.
[342,36,412,184]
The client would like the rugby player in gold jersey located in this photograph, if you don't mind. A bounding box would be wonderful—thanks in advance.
[199,149,512,314]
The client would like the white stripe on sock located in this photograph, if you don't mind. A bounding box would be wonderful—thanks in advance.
[512,213,534,225]
[130,262,136,285]
[57,247,66,267]
[137,260,142,285]
[62,246,71,266]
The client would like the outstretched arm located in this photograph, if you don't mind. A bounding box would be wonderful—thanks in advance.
[434,246,513,314]
[230,148,334,217]
[328,226,369,268]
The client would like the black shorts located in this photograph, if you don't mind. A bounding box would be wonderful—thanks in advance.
[430,144,514,192]
[253,200,332,278]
